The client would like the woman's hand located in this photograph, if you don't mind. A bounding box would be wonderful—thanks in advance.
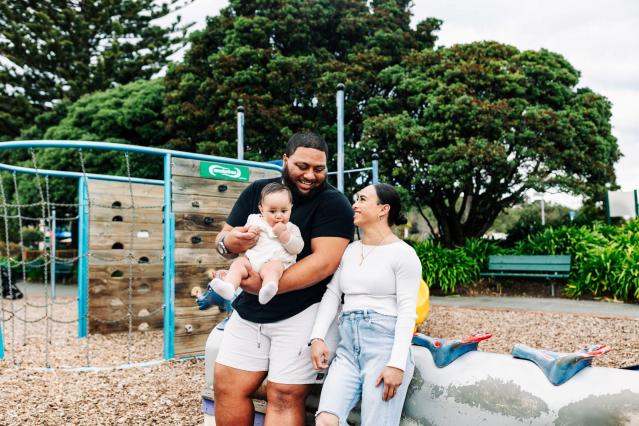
[375,366,404,401]
[310,339,330,370]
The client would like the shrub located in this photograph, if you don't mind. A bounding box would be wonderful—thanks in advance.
[515,221,639,301]
[21,227,43,248]
[414,240,482,294]
[411,220,639,301]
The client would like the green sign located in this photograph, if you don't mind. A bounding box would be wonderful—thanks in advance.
[199,161,251,182]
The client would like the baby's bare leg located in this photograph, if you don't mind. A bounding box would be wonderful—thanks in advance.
[258,261,285,305]
[225,257,252,287]
[211,257,251,300]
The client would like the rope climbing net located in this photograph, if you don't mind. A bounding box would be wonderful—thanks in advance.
[0,148,165,370]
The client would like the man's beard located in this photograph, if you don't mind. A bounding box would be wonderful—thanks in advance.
[282,168,327,200]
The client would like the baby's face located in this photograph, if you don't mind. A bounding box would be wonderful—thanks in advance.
[259,191,293,227]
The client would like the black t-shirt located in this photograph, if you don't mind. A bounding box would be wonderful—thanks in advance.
[226,177,354,323]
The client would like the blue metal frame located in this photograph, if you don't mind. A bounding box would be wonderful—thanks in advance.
[0,141,281,172]
[163,154,175,359]
[0,140,282,361]
[77,177,89,338]
[0,162,163,186]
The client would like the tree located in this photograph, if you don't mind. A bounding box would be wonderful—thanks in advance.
[4,78,167,221]
[0,0,190,140]
[163,0,441,180]
[361,41,620,247]
[492,202,571,245]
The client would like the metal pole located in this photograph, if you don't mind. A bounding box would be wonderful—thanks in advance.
[51,208,56,299]
[372,153,379,185]
[540,198,545,226]
[605,188,611,224]
[78,178,89,338]
[163,154,175,360]
[237,106,245,161]
[336,83,345,193]
[327,167,372,175]
[0,309,3,359]
[0,255,4,356]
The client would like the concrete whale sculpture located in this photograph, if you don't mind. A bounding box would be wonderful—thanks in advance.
[202,322,639,425]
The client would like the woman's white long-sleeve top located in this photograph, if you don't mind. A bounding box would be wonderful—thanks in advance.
[310,240,422,370]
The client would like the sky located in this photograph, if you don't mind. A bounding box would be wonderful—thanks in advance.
[166,0,639,208]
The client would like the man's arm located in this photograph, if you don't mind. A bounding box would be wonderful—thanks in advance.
[279,236,349,292]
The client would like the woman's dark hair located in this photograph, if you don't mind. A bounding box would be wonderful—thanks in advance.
[260,182,293,203]
[373,183,408,226]
[285,131,329,158]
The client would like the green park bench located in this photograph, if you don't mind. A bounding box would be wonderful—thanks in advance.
[480,255,572,297]
[20,258,75,282]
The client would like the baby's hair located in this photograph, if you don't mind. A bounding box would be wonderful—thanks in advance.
[260,182,293,204]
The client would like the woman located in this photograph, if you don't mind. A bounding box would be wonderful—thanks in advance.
[309,183,421,426]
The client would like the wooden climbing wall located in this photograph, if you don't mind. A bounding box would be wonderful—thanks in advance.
[172,158,280,357]
[87,180,164,334]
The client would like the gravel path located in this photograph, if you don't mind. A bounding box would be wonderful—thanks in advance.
[1,296,637,425]
[419,306,639,369]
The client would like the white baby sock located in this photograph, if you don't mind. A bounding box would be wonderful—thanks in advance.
[258,281,278,305]
[210,278,236,301]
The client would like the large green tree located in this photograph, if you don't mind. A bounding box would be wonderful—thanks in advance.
[164,0,441,177]
[3,78,167,222]
[0,0,190,140]
[361,41,620,246]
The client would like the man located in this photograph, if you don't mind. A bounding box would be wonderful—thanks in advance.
[214,132,354,426]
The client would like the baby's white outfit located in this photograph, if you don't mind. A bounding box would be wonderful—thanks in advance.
[244,214,304,273]
[211,214,304,304]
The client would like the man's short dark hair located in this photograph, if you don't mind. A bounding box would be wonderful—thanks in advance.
[260,182,293,203]
[285,132,329,158]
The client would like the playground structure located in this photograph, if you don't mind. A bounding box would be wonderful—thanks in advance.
[0,84,382,367]
[0,141,281,367]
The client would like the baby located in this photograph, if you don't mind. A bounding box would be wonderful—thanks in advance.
[209,182,304,304]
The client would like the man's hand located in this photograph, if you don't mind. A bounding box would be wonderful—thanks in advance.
[239,264,262,294]
[310,339,330,370]
[223,226,260,253]
[375,366,404,401]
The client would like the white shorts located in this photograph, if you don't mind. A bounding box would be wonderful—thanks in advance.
[216,302,339,384]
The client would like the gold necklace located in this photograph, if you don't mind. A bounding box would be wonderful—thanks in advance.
[359,232,394,266]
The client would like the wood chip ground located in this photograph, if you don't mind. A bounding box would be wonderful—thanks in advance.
[1,296,637,425]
